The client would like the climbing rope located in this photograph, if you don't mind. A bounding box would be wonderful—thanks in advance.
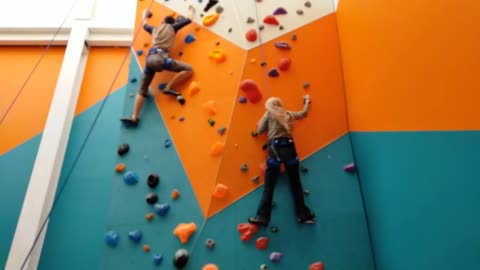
[252,0,272,98]
[17,1,157,268]
[0,0,82,126]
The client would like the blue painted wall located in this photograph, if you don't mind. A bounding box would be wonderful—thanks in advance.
[351,131,480,270]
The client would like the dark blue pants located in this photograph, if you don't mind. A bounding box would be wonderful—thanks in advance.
[256,138,312,222]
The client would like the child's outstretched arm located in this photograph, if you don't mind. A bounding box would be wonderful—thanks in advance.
[291,94,311,120]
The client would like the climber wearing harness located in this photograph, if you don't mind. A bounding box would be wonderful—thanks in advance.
[121,6,195,127]
[249,95,316,227]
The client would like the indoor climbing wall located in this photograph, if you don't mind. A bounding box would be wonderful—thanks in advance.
[98,0,374,269]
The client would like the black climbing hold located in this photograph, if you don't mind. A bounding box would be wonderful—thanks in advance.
[296,9,304,15]
[303,82,310,89]
[251,131,258,137]
[173,249,189,269]
[228,28,232,33]
[208,119,215,127]
[130,78,137,83]
[252,176,260,183]
[300,166,309,173]
[247,17,255,24]
[215,41,220,46]
[305,1,312,8]
[117,143,130,156]
[147,173,160,188]
[200,13,204,17]
[215,5,224,13]
[271,226,279,233]
[279,25,284,30]
[179,52,183,56]
[291,34,297,41]
[205,238,215,249]
[203,0,219,12]
[260,62,267,67]
[145,10,153,18]
[262,143,268,150]
[146,193,159,205]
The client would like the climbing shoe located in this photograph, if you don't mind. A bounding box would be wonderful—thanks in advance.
[298,212,316,224]
[248,216,269,227]
[162,88,181,96]
[120,117,139,127]
[177,95,186,105]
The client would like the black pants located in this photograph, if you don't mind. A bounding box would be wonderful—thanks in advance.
[256,137,312,222]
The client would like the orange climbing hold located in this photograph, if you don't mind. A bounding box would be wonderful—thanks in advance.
[263,15,279,25]
[188,81,200,97]
[250,58,256,64]
[146,213,154,221]
[237,223,259,242]
[212,184,229,199]
[115,163,126,172]
[143,244,150,252]
[208,49,227,63]
[171,189,180,200]
[202,264,219,270]
[309,262,324,270]
[209,141,225,157]
[173,222,197,244]
[203,100,217,115]
[203,13,220,26]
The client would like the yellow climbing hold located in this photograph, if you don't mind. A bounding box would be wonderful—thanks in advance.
[208,49,227,63]
[202,13,219,26]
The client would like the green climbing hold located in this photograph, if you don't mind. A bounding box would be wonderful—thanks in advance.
[271,226,279,233]
[262,143,268,150]
[260,264,268,270]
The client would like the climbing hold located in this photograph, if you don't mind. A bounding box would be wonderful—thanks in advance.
[270,226,279,233]
[291,34,297,41]
[234,144,239,148]
[245,29,258,42]
[178,52,183,57]
[136,50,143,56]
[143,244,150,252]
[305,1,312,8]
[278,58,292,71]
[143,43,149,48]
[262,143,268,150]
[260,264,268,270]
[173,223,197,244]
[187,81,200,96]
[304,189,310,195]
[146,193,159,205]
[117,143,129,156]
[171,189,180,200]
[154,203,170,216]
[179,117,185,122]
[144,155,149,161]
[228,28,233,33]
[212,184,229,199]
[164,139,172,148]
[205,238,216,249]
[259,25,265,31]
[202,13,219,27]
[303,82,310,89]
[209,141,225,157]
[104,230,119,247]
[203,0,219,12]
[237,223,259,242]
[129,93,134,97]
[208,49,227,63]
[146,213,154,221]
[269,252,283,262]
[252,176,260,183]
[309,261,324,270]
[123,171,139,185]
[275,41,291,50]
[215,41,220,46]
[301,166,309,173]
[246,17,255,24]
[297,9,304,15]
[217,126,227,135]
[239,96,247,103]
[256,237,269,250]
[145,10,153,18]
[240,80,262,104]
[240,163,249,172]
[279,25,284,30]
[147,173,160,188]
[215,5,224,13]
[250,58,256,64]
[130,77,137,83]
[344,162,356,173]
[158,83,167,90]
[208,119,216,126]
[184,33,196,44]
[268,68,280,77]
[202,263,219,270]
[263,15,279,25]
[153,254,164,266]
[115,163,126,173]
[256,0,262,2]
[273,7,288,15]
[173,248,190,268]
[128,229,143,243]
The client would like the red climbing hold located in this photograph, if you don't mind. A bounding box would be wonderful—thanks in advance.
[263,15,279,26]
[309,261,325,270]
[240,79,262,104]
[245,29,258,42]
[278,58,292,71]
[237,223,259,242]
[255,236,269,250]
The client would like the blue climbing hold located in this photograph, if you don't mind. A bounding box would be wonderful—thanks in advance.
[185,33,196,44]
[164,139,172,148]
[159,83,167,90]
[130,78,137,83]
[128,230,143,243]
[239,96,247,103]
[104,230,119,247]
[136,50,144,56]
[268,68,280,77]
[153,254,164,265]
[154,203,170,216]
[124,171,139,185]
[179,117,185,122]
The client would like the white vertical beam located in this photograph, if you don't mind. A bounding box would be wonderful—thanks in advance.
[5,5,92,270]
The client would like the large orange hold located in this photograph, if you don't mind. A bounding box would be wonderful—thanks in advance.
[208,49,227,63]
[173,223,197,244]
[309,261,324,270]
[202,264,219,270]
[203,13,220,26]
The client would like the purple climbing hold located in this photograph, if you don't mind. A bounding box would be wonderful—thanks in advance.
[239,96,247,103]
[273,7,288,15]
[259,25,265,31]
[344,162,356,173]
[136,50,143,56]
[179,117,185,122]
[159,83,167,90]
[268,68,280,78]
[269,252,283,262]
[274,42,291,50]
